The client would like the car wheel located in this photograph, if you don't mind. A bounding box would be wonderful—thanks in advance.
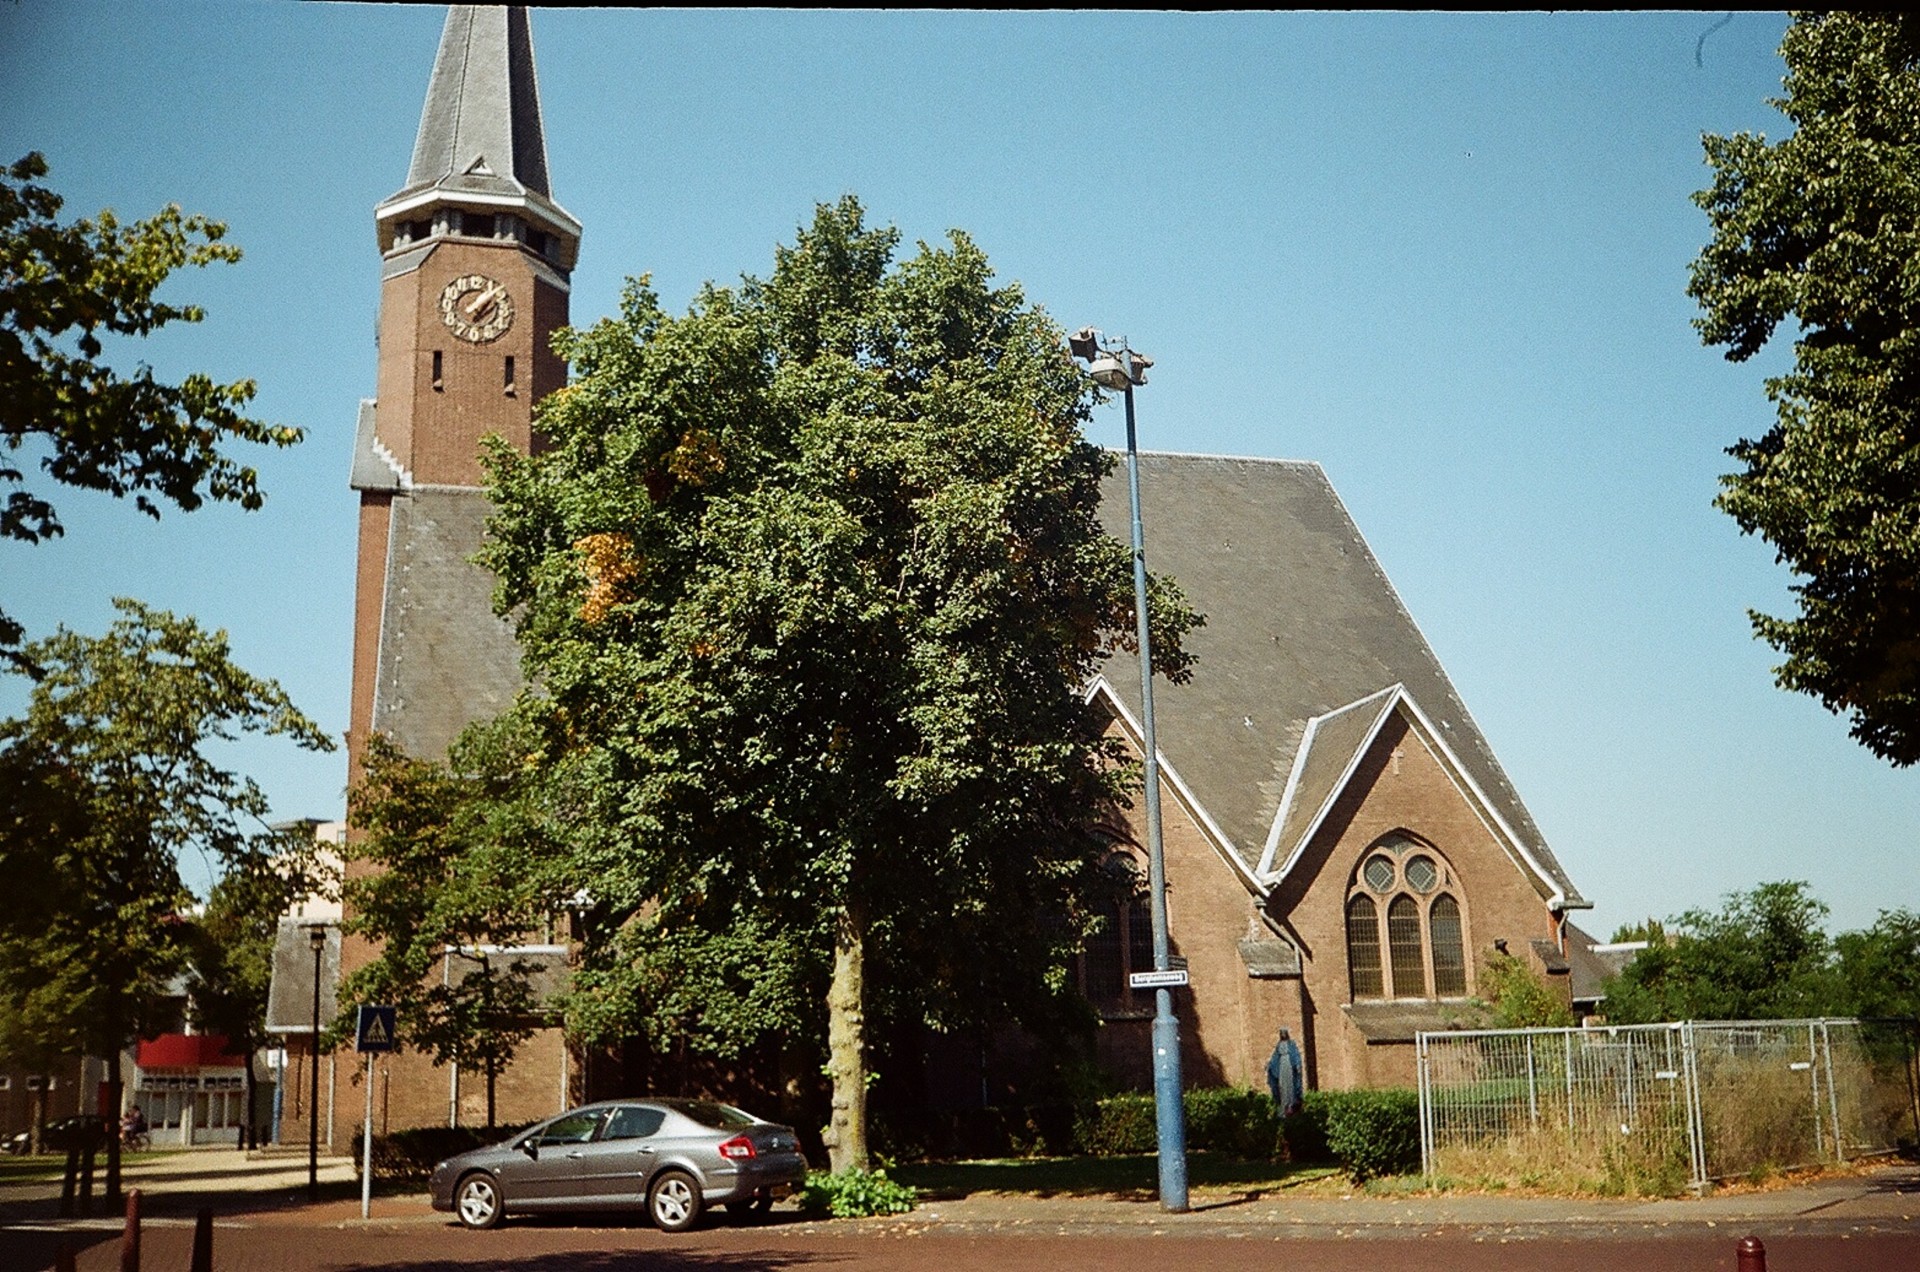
[455,1173,503,1230]
[726,1192,774,1223]
[648,1169,703,1233]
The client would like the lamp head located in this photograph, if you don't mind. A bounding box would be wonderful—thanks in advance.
[308,923,328,953]
[1088,355,1132,390]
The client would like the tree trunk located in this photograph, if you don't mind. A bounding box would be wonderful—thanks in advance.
[104,1052,122,1203]
[29,1079,46,1155]
[822,905,868,1174]
[243,1047,258,1150]
[485,1054,497,1130]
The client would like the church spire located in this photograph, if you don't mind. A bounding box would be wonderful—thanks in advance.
[374,5,579,269]
[406,6,549,198]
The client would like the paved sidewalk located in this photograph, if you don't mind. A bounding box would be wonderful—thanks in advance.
[1,1148,1915,1240]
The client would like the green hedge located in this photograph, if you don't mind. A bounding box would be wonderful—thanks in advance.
[1320,1088,1419,1180]
[878,1085,1418,1180]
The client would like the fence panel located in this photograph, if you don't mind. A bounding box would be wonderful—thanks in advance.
[1418,1017,1918,1192]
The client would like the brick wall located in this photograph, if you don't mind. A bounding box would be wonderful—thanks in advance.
[1106,705,1567,1095]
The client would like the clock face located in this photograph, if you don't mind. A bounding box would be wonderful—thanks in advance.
[439,274,514,343]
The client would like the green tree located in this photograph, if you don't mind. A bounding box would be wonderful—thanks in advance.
[1833,907,1920,1019]
[0,600,332,1196]
[1688,14,1920,764]
[184,832,321,1150]
[1602,881,1840,1024]
[480,197,1198,1171]
[1473,949,1575,1028]
[1,152,302,655]
[342,727,554,1129]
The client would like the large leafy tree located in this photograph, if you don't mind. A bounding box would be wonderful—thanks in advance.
[481,197,1197,1171]
[342,727,555,1129]
[1833,907,1920,1019]
[0,600,332,1197]
[1602,881,1843,1023]
[1,152,302,654]
[1688,14,1920,763]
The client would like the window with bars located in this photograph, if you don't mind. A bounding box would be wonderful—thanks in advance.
[1343,834,1472,1001]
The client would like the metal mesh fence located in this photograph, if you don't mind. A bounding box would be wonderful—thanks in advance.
[1417,1018,1919,1192]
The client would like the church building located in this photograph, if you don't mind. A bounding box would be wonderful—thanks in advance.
[319,5,1595,1144]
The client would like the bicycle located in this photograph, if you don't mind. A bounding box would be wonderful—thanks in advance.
[121,1128,151,1153]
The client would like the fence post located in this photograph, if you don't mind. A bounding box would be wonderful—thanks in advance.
[1808,1021,1824,1158]
[1416,1033,1432,1180]
[1563,1031,1574,1131]
[1525,1035,1539,1128]
[1681,1022,1706,1192]
[1820,1020,1844,1163]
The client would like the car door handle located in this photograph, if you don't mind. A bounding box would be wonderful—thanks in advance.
[566,1151,585,1159]
[638,1146,654,1154]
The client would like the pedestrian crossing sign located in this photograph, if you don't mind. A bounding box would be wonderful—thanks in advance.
[355,1004,397,1053]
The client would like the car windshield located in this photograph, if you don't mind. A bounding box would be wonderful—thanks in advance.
[658,1099,757,1130]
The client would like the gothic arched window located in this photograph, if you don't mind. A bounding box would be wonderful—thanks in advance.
[1345,833,1472,1001]
[1347,895,1384,1000]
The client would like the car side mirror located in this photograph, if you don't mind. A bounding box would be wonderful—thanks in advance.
[519,1139,539,1159]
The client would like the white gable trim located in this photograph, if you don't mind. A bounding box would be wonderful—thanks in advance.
[1084,675,1266,898]
[1255,684,1401,880]
[1256,684,1570,911]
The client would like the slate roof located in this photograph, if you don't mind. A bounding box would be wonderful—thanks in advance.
[367,486,523,760]
[401,6,550,201]
[373,6,580,266]
[352,447,1584,910]
[442,944,569,1010]
[1094,453,1585,909]
[1565,920,1638,1006]
[266,921,340,1034]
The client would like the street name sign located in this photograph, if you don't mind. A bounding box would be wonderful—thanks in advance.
[1128,969,1190,989]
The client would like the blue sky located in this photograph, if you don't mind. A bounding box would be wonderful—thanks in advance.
[4,6,1912,939]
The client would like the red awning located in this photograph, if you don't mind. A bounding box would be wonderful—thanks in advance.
[135,1034,246,1069]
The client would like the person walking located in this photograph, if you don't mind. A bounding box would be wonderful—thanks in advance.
[1265,1026,1304,1118]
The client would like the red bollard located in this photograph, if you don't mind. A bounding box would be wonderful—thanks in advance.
[1737,1235,1767,1272]
[190,1207,214,1272]
[120,1187,141,1272]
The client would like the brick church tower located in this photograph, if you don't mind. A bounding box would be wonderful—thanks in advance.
[348,4,578,774]
[336,5,581,1139]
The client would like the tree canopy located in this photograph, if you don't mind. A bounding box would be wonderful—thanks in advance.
[0,599,332,1194]
[479,197,1198,1169]
[341,727,555,1128]
[1,152,303,653]
[1598,880,1920,1025]
[1603,881,1840,1024]
[1688,13,1920,764]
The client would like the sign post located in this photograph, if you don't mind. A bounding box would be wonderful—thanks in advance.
[353,1006,396,1220]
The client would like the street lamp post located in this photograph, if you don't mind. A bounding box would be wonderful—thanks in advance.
[307,923,327,1205]
[1069,327,1188,1214]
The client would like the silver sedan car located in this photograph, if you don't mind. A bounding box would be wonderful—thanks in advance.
[428,1098,809,1231]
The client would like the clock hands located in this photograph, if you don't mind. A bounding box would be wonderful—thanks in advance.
[465,282,505,320]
